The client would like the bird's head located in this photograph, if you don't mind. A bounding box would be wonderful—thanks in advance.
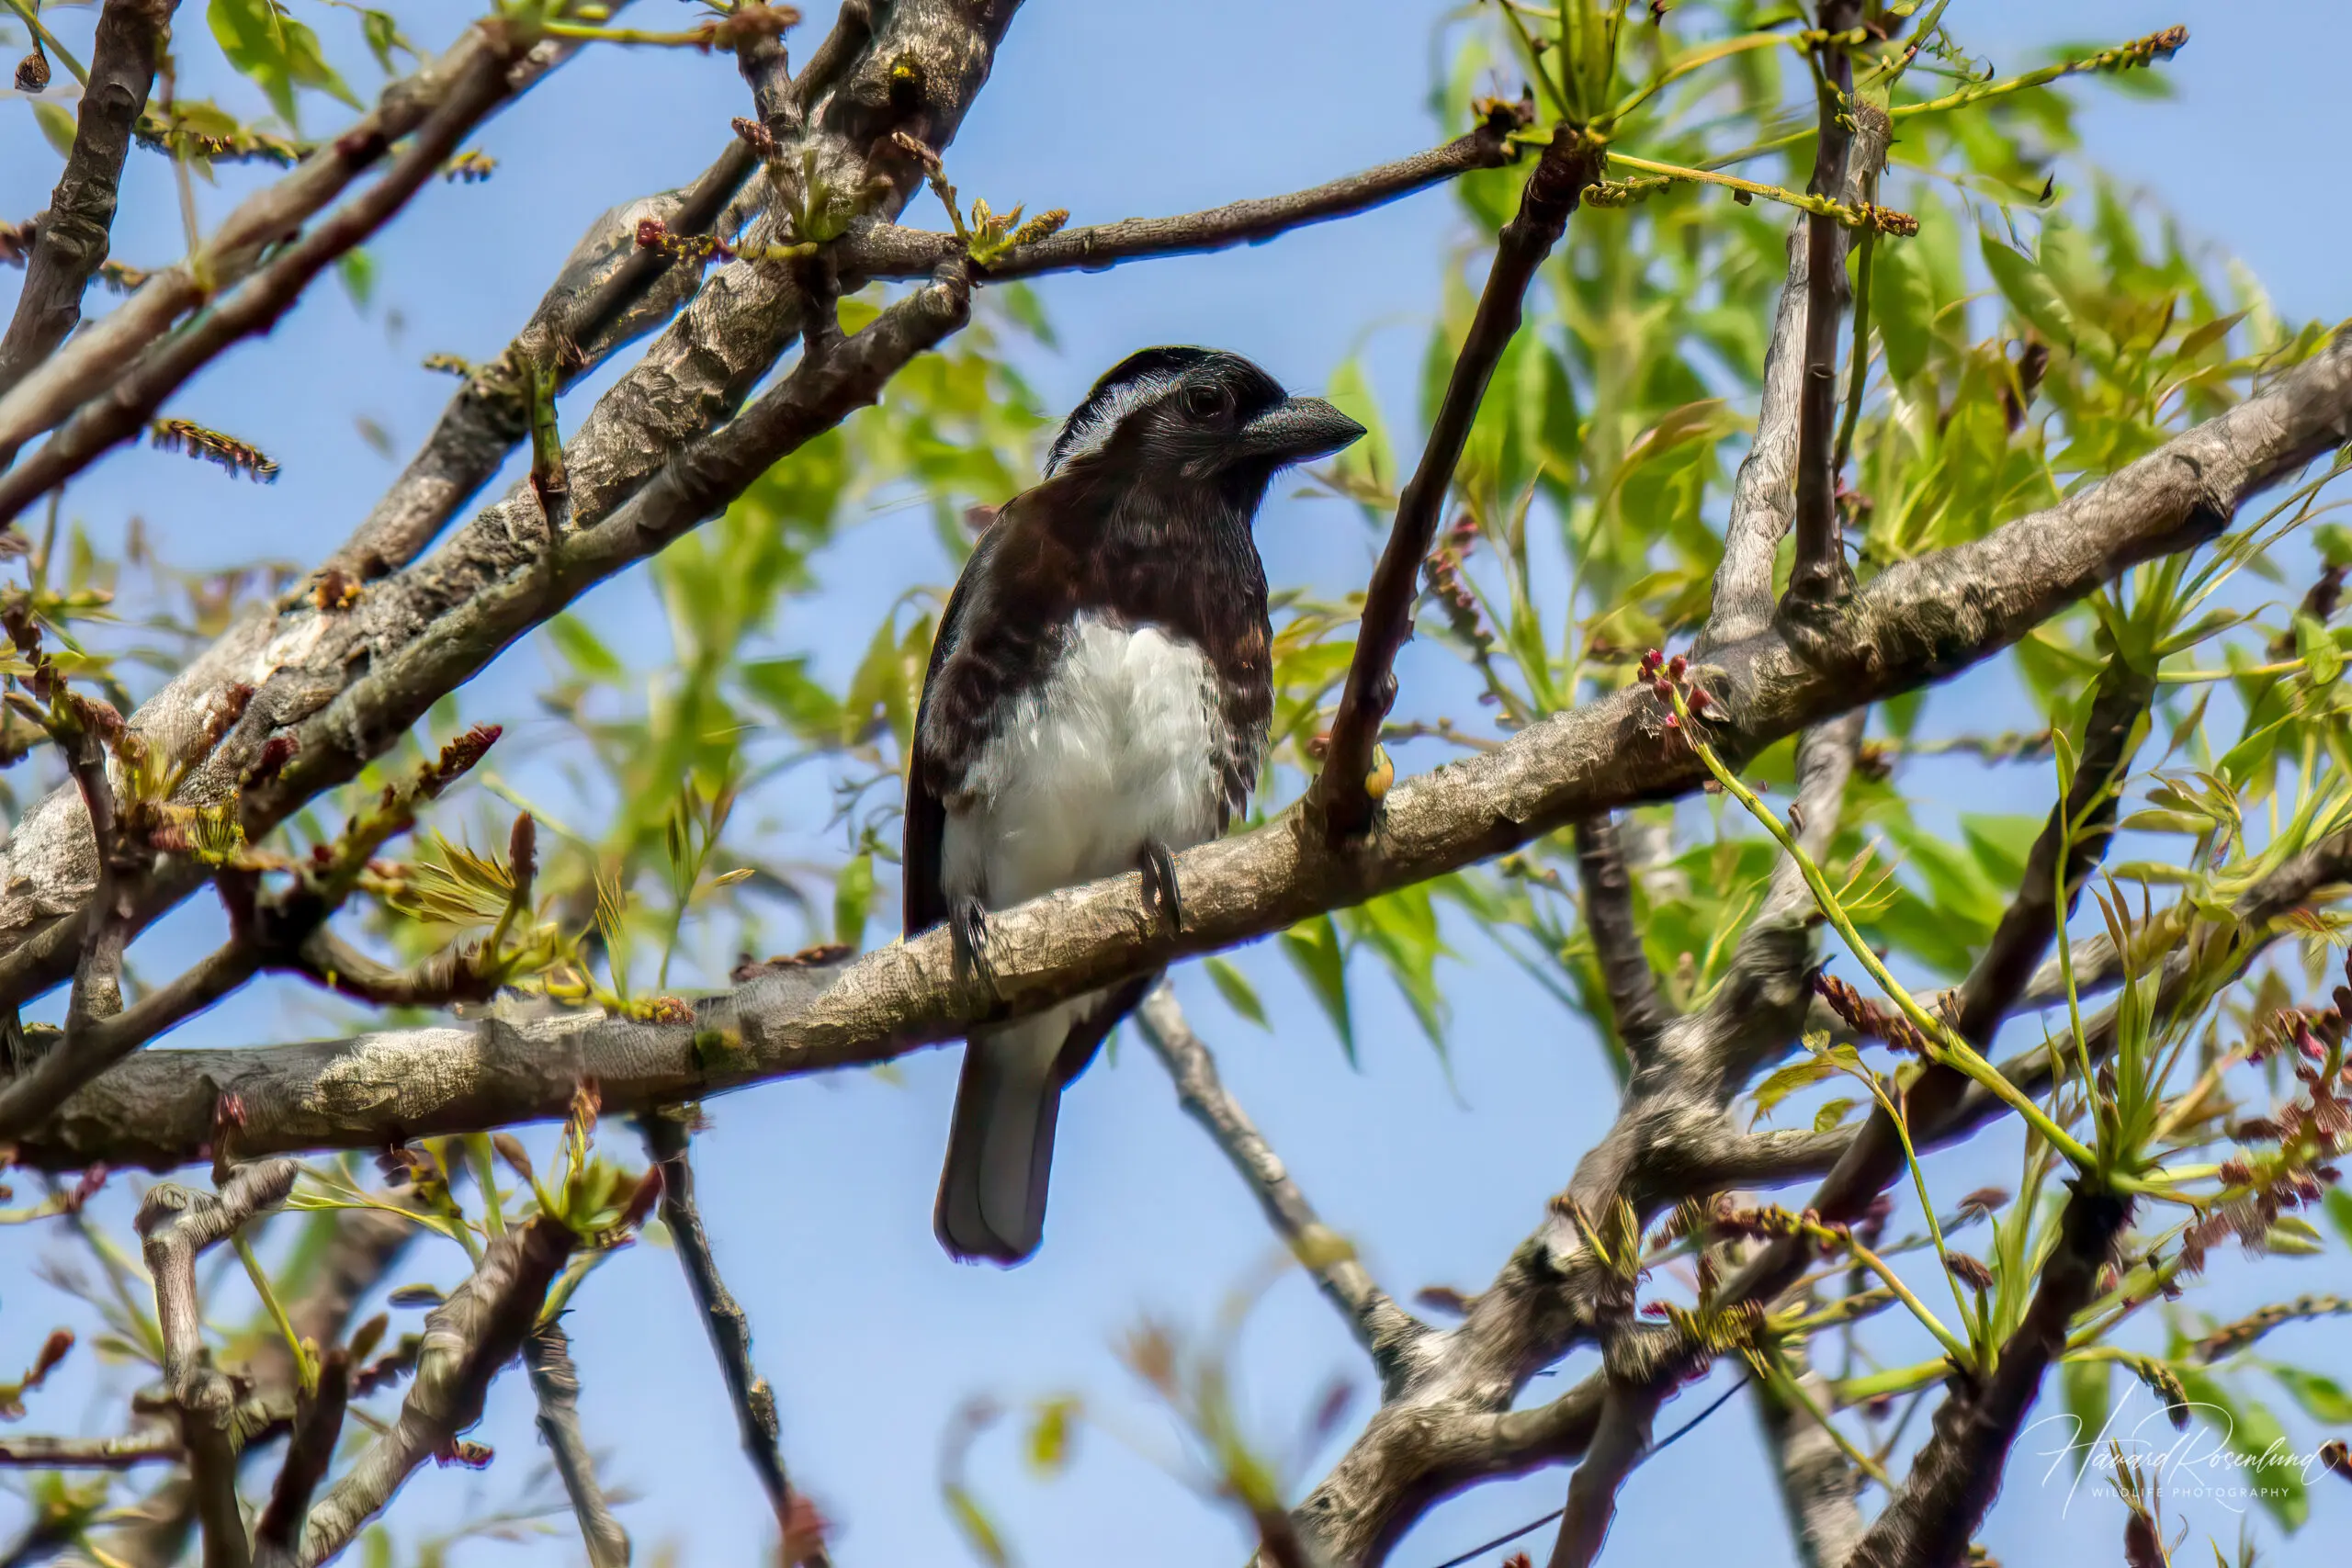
[1041,347,1366,505]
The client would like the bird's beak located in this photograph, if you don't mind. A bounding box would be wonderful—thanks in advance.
[1236,397,1367,468]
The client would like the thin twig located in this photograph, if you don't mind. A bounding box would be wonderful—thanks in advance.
[136,1160,300,1568]
[0,26,573,471]
[1786,6,1866,609]
[1314,126,1603,840]
[0,38,527,525]
[843,118,1523,281]
[293,1216,576,1568]
[1134,985,1426,1382]
[642,1117,826,1567]
[524,1323,632,1568]
[0,0,178,399]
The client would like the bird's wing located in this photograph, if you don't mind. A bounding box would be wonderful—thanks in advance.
[903,515,1017,938]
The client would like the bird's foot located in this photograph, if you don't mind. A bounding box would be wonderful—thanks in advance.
[1137,839,1184,934]
[951,897,999,995]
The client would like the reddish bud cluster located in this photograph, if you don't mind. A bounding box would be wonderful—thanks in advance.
[1954,1187,2010,1222]
[1422,526,1490,649]
[635,217,734,267]
[1943,1252,1996,1292]
[435,1438,494,1469]
[1814,970,1928,1054]
[689,3,801,51]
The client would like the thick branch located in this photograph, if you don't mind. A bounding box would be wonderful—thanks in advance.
[0,0,1024,1005]
[253,1351,350,1568]
[0,1428,181,1467]
[1134,985,1426,1382]
[320,142,762,584]
[135,1160,300,1568]
[12,331,2351,1171]
[642,1117,822,1565]
[293,1215,575,1568]
[1313,128,1604,840]
[0,27,575,471]
[1755,1339,1866,1568]
[1545,1380,1661,1568]
[1699,99,1889,653]
[839,120,1521,280]
[524,1325,632,1568]
[0,0,176,398]
[0,36,525,525]
[1786,7,1868,608]
[1569,817,1672,1067]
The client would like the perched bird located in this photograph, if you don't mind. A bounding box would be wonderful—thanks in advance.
[904,347,1365,1264]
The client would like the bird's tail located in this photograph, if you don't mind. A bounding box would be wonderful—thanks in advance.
[933,976,1157,1265]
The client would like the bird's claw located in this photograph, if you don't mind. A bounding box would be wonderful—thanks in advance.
[1138,839,1184,934]
[951,897,999,995]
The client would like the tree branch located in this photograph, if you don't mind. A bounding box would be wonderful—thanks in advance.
[1754,1335,1866,1568]
[320,142,762,585]
[641,1116,824,1566]
[523,1324,632,1568]
[0,33,527,525]
[10,330,2350,1172]
[252,1350,350,1568]
[0,0,176,399]
[135,1160,300,1568]
[1312,126,1604,841]
[292,1215,575,1568]
[1569,816,1673,1068]
[0,1428,181,1467]
[0,0,1025,1008]
[1849,1188,2132,1568]
[1786,6,1868,609]
[1133,985,1427,1383]
[0,25,576,473]
[838,118,1522,281]
[1698,97,1889,653]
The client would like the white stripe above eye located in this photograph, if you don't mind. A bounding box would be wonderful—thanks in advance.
[1043,372,1180,476]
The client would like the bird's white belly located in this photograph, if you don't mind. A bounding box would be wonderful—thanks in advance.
[942,614,1227,909]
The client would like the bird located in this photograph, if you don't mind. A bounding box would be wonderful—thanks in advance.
[903,346,1365,1265]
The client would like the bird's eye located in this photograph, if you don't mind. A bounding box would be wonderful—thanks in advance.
[1182,384,1227,420]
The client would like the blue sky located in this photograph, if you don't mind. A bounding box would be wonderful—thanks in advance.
[3,3,2349,1565]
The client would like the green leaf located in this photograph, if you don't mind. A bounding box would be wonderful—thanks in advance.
[209,0,359,122]
[1025,1395,1080,1475]
[2270,1366,2352,1425]
[1204,956,1268,1030]
[360,8,401,74]
[832,850,874,949]
[30,101,78,159]
[1751,1056,1835,1120]
[2171,1366,2308,1531]
[545,614,625,683]
[2060,1357,2109,1477]
[1280,913,1353,1063]
[1874,236,1936,384]
[336,249,375,312]
[741,658,844,742]
[1322,355,1391,501]
[942,1485,1010,1568]
[2295,613,2343,688]
[2324,1187,2352,1249]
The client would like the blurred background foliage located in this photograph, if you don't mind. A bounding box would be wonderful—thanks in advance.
[5,0,2351,1562]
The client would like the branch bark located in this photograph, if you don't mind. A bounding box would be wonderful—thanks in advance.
[0,0,177,399]
[135,1160,300,1568]
[1134,985,1426,1384]
[1569,817,1672,1068]
[1698,97,1889,654]
[836,118,1522,281]
[10,327,2351,1171]
[642,1115,823,1566]
[1786,6,1868,609]
[0,33,528,525]
[0,0,1024,1008]
[1312,127,1604,840]
[292,1215,575,1568]
[0,25,578,472]
[523,1324,632,1568]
